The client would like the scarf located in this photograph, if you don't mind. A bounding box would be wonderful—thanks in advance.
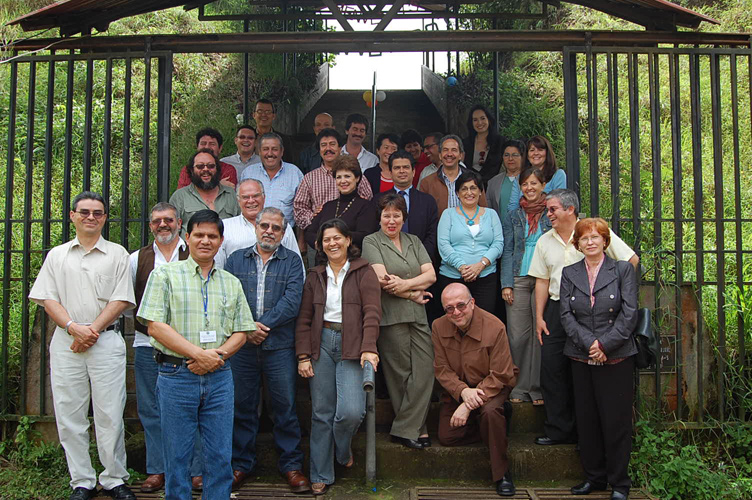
[519,194,547,237]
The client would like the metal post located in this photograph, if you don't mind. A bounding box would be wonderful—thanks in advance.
[371,73,377,152]
[363,361,376,483]
[243,20,250,124]
[157,53,173,202]
[493,51,499,128]
[562,48,580,193]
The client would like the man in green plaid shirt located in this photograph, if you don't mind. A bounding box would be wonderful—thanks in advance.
[137,209,255,499]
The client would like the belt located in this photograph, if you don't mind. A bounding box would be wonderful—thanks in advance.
[153,350,187,366]
[103,325,117,332]
[323,321,342,331]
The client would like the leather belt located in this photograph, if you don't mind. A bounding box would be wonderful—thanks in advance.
[323,321,342,331]
[103,325,117,332]
[153,350,187,366]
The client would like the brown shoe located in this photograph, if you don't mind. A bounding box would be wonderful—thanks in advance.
[232,470,252,491]
[191,476,203,491]
[140,473,165,492]
[285,470,311,493]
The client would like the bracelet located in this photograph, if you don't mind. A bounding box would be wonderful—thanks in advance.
[297,357,311,363]
[65,320,74,332]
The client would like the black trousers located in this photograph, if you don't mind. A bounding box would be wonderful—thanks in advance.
[437,272,498,316]
[540,298,576,441]
[571,357,634,495]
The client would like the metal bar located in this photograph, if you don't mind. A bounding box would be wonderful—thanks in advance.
[243,20,250,125]
[668,51,684,421]
[493,51,499,128]
[607,52,620,232]
[320,0,355,31]
[82,58,94,191]
[628,53,641,255]
[20,60,37,415]
[122,57,132,248]
[102,57,113,240]
[1,59,18,415]
[62,56,74,242]
[141,54,152,247]
[3,51,173,62]
[198,10,548,22]
[40,56,56,415]
[648,52,662,407]
[731,53,744,421]
[562,48,580,193]
[374,0,407,31]
[709,52,725,422]
[586,45,599,217]
[689,52,705,423]
[157,53,173,202]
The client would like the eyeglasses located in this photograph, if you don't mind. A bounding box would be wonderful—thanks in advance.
[459,185,480,193]
[579,235,603,243]
[547,206,562,214]
[444,301,469,315]
[150,217,175,226]
[503,153,522,158]
[194,163,216,170]
[423,143,437,149]
[237,134,255,140]
[76,210,106,219]
[254,109,273,115]
[258,222,283,233]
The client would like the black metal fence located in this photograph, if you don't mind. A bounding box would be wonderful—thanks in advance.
[563,45,752,423]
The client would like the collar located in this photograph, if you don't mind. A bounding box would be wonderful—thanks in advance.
[393,185,412,195]
[186,255,217,279]
[326,259,351,280]
[247,243,282,261]
[71,235,107,254]
[438,165,463,183]
[152,237,187,256]
[341,144,365,159]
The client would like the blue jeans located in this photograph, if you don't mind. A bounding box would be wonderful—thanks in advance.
[230,345,304,474]
[308,328,366,485]
[134,347,203,476]
[157,363,233,500]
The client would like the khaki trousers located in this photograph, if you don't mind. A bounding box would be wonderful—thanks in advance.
[505,275,542,401]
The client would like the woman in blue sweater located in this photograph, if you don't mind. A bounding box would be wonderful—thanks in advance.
[507,135,567,212]
[437,169,503,314]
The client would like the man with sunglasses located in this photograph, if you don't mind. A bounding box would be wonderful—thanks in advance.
[170,149,240,237]
[224,207,309,493]
[29,192,136,500]
[432,283,518,497]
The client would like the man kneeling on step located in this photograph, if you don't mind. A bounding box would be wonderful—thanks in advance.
[432,283,519,497]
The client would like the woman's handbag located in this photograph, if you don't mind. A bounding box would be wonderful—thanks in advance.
[634,307,659,369]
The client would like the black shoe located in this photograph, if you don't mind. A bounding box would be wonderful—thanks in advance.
[496,475,516,497]
[391,435,424,449]
[102,484,137,500]
[611,491,628,500]
[535,435,577,445]
[70,488,97,500]
[418,436,432,448]
[571,480,608,495]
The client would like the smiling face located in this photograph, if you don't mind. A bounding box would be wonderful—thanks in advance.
[520,174,545,202]
[440,138,462,170]
[255,211,284,252]
[70,198,107,238]
[321,227,351,264]
[528,143,547,168]
[471,109,489,134]
[390,158,414,190]
[423,136,440,164]
[237,180,265,222]
[234,127,256,157]
[441,284,475,331]
[578,229,606,259]
[335,169,358,195]
[545,196,575,228]
[254,102,275,129]
[404,141,422,161]
[260,137,283,170]
[197,135,222,157]
[346,122,367,147]
[150,208,181,245]
[186,222,223,263]
[457,179,481,208]
[319,135,340,167]
[503,146,523,175]
[377,139,398,166]
[380,206,404,239]
[190,152,221,191]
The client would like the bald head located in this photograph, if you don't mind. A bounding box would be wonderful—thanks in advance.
[313,113,334,136]
[442,283,472,305]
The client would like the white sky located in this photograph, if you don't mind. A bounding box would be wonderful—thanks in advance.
[328,15,451,90]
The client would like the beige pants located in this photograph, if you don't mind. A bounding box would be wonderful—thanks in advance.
[505,275,543,401]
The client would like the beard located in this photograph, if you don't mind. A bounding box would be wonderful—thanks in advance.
[154,228,179,245]
[258,238,281,252]
[190,167,221,190]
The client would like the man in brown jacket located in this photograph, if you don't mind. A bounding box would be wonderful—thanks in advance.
[432,283,518,497]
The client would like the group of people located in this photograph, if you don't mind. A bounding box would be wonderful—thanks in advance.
[29,99,641,500]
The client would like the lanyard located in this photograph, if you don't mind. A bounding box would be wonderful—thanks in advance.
[201,274,211,328]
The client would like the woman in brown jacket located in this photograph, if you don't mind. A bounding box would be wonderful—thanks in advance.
[295,218,382,495]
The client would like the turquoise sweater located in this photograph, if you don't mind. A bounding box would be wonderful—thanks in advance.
[437,207,504,279]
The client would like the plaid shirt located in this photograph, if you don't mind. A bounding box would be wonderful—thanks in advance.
[293,165,373,229]
[137,256,255,357]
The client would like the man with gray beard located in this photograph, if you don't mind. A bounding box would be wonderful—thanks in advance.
[224,207,309,493]
[170,149,240,237]
[130,202,202,493]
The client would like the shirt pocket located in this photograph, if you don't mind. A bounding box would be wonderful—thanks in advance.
[95,273,117,303]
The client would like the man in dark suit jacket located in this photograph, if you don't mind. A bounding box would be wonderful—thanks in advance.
[374,150,439,260]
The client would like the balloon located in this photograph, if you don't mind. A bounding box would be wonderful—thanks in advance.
[447,76,458,86]
[363,90,373,103]
[366,100,373,108]
[376,90,386,102]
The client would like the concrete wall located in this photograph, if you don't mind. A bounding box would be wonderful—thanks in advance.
[421,65,467,136]
[295,62,329,135]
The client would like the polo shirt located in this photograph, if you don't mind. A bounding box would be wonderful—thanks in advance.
[221,152,261,179]
[239,161,303,226]
[169,183,240,236]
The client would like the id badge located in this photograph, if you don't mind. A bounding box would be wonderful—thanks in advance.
[199,330,217,343]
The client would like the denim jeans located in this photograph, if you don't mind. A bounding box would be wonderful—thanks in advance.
[157,363,233,500]
[134,347,203,477]
[308,328,366,485]
[230,345,304,474]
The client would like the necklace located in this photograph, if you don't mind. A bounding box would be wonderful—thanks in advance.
[335,196,355,217]
[459,204,480,226]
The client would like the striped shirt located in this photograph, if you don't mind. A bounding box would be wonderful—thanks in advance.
[137,256,255,357]
[293,165,373,229]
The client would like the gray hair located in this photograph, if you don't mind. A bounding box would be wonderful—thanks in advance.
[439,134,464,154]
[258,132,284,150]
[547,188,579,216]
[255,206,288,232]
[150,201,179,219]
[236,178,265,196]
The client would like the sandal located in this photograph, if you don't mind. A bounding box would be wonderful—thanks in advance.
[311,482,329,495]
[532,399,545,406]
[509,398,523,403]
[344,455,354,468]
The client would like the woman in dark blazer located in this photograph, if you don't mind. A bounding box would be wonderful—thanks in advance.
[559,218,638,500]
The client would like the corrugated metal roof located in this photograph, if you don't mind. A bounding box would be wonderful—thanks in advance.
[8,0,719,37]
